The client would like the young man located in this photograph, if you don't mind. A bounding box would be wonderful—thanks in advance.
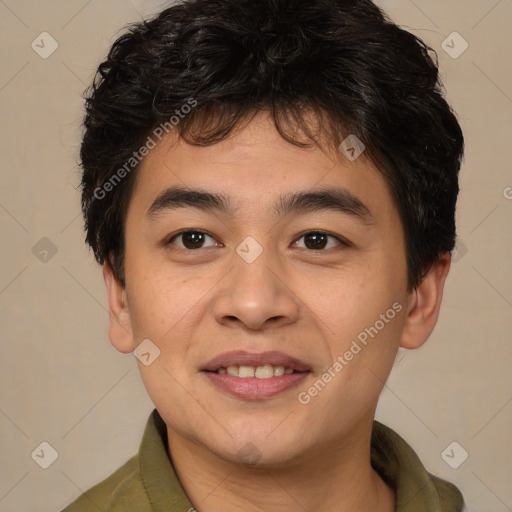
[63,0,465,510]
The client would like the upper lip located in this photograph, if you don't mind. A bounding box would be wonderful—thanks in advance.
[202,350,311,372]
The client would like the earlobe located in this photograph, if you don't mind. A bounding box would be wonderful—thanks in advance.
[103,260,135,354]
[399,252,451,350]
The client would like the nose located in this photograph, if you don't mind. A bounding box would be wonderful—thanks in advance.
[212,246,300,331]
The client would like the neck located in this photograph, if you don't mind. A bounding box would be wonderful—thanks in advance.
[167,417,396,512]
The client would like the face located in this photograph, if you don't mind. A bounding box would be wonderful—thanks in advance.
[110,112,416,466]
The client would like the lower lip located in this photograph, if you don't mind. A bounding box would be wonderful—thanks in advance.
[203,371,309,400]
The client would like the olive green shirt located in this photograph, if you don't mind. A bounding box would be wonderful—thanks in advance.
[61,409,464,511]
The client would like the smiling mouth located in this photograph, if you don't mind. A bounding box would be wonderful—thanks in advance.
[201,350,312,399]
[205,364,307,378]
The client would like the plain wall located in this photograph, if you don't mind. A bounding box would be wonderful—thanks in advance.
[0,1,510,511]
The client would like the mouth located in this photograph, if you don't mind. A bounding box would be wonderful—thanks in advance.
[208,364,298,378]
[201,351,311,400]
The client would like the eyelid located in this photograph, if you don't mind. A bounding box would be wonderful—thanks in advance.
[166,229,220,248]
[292,230,352,249]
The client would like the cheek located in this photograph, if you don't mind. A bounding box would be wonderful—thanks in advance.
[309,261,403,339]
[305,255,407,392]
[124,259,204,340]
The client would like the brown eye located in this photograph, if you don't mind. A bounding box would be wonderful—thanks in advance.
[168,230,218,250]
[294,231,348,251]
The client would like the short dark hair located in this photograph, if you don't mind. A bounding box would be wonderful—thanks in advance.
[80,0,464,290]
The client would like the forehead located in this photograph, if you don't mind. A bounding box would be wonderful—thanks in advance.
[127,113,398,226]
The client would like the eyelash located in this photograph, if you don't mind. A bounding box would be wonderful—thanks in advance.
[165,229,351,252]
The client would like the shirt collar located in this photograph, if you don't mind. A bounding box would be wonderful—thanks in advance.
[371,420,448,511]
[139,409,195,511]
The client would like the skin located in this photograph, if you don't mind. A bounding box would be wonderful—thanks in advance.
[103,112,451,512]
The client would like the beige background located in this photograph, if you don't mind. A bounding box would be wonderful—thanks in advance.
[0,1,511,511]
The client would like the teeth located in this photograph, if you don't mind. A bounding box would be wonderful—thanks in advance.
[219,364,294,378]
[255,365,273,378]
[239,365,255,378]
[273,365,285,376]
[227,366,239,376]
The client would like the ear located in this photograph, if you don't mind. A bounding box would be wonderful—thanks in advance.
[399,252,451,350]
[103,260,135,354]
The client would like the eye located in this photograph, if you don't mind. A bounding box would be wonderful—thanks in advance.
[166,229,349,252]
[167,230,220,250]
[293,231,349,251]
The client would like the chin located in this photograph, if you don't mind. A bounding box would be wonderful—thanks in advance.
[210,431,305,468]
[223,445,301,469]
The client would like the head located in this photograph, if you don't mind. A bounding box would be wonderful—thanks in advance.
[80,0,463,465]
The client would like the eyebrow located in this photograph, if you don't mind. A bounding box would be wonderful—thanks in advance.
[146,185,373,224]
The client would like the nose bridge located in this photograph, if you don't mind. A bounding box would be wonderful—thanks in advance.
[232,238,282,303]
[235,241,276,292]
[213,237,299,329]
